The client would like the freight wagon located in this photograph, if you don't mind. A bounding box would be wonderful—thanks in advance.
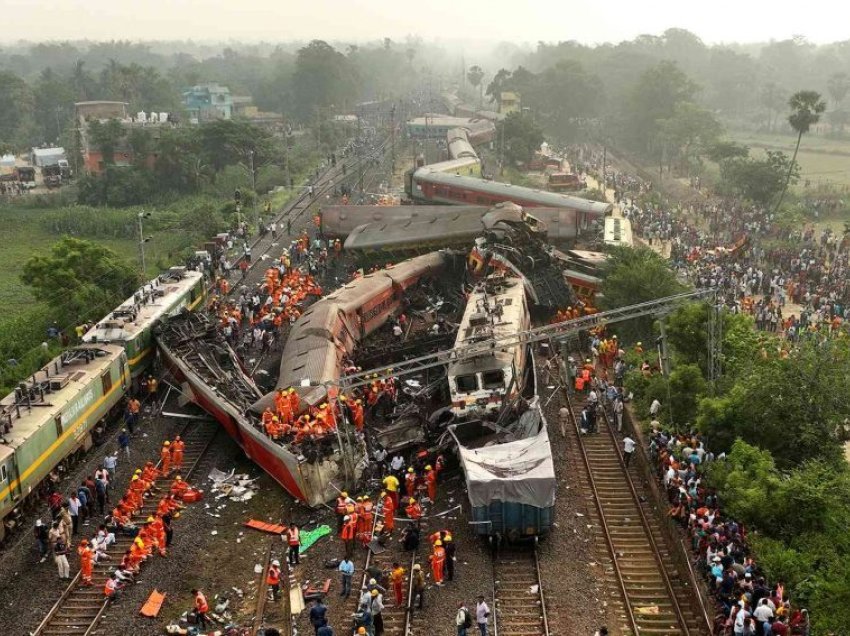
[0,344,128,541]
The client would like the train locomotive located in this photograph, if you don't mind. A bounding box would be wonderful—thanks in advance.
[0,267,205,540]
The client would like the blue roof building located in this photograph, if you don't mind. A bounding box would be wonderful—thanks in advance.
[183,83,233,122]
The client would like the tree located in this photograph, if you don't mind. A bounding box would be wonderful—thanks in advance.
[498,112,544,165]
[88,118,124,166]
[622,61,698,155]
[599,246,686,340]
[467,64,486,106]
[657,101,722,174]
[291,40,357,120]
[696,339,850,468]
[758,82,787,132]
[719,150,798,205]
[534,61,605,141]
[774,90,826,213]
[0,71,35,147]
[827,72,850,107]
[22,237,140,322]
[705,140,749,163]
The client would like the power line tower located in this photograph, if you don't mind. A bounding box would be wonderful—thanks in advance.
[707,295,723,394]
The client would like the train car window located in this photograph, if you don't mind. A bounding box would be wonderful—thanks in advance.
[101,371,113,394]
[455,375,478,393]
[482,370,505,390]
[55,415,63,437]
[0,464,6,482]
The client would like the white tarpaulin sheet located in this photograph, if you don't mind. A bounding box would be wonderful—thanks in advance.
[456,406,556,509]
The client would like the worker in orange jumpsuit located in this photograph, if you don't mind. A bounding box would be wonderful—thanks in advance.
[430,539,446,585]
[160,441,172,476]
[262,408,275,434]
[351,399,364,432]
[360,495,374,539]
[405,497,423,521]
[170,475,189,497]
[148,516,167,556]
[142,461,160,483]
[389,562,405,607]
[171,436,185,472]
[335,491,350,534]
[381,490,395,534]
[425,465,437,502]
[78,539,94,585]
[128,538,146,569]
[354,496,366,534]
[287,388,300,417]
[341,514,357,560]
[405,467,417,499]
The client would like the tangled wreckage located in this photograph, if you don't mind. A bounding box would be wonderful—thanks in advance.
[157,203,572,530]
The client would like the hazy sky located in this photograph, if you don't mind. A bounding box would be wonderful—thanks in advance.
[3,0,849,45]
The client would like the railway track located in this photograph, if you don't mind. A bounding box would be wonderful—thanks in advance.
[561,363,702,636]
[340,511,420,636]
[32,421,218,636]
[493,546,549,636]
[227,134,392,288]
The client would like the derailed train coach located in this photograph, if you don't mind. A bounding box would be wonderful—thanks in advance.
[451,398,555,541]
[252,251,455,412]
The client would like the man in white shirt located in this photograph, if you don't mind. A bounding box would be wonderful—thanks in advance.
[475,596,490,636]
[622,435,636,467]
[649,398,661,418]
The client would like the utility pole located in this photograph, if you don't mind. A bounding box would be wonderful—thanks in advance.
[249,149,257,228]
[390,104,396,175]
[137,211,151,275]
[601,145,607,195]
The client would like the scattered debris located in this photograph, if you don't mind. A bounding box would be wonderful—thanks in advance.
[208,468,259,502]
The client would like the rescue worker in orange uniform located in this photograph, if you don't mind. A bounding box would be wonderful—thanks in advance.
[341,514,357,560]
[430,539,446,585]
[389,562,406,607]
[425,465,437,502]
[170,475,189,497]
[381,490,395,534]
[405,467,417,499]
[148,516,167,556]
[359,495,374,543]
[350,398,365,432]
[335,491,351,534]
[405,497,423,521]
[266,560,282,601]
[171,436,185,472]
[160,441,172,476]
[78,539,94,585]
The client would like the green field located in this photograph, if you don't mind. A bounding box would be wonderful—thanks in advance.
[729,130,850,190]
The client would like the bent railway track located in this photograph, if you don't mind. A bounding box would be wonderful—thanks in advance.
[493,546,549,636]
[32,421,218,636]
[561,365,703,635]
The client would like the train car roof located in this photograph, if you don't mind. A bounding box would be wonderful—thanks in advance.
[603,216,634,247]
[425,157,479,174]
[0,344,125,451]
[415,169,613,216]
[448,276,526,375]
[84,268,204,344]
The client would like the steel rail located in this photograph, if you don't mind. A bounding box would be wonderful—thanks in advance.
[595,393,691,635]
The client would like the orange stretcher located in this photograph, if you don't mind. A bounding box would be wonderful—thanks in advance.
[244,519,287,534]
[140,589,166,617]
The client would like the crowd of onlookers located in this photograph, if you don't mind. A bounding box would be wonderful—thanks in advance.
[647,429,810,636]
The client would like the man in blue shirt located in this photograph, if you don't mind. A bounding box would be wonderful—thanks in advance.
[339,557,354,598]
[309,599,327,635]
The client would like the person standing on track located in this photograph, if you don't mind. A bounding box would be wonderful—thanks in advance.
[338,556,354,598]
[171,435,185,472]
[192,588,209,630]
[444,534,457,581]
[389,562,405,606]
[266,559,281,601]
[160,441,172,476]
[411,563,425,612]
[476,596,491,636]
[54,534,70,579]
[287,522,301,565]
[622,435,636,467]
[78,539,94,585]
[430,539,446,586]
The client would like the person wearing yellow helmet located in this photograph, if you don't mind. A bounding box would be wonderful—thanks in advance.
[430,539,446,585]
[405,466,417,499]
[425,464,437,503]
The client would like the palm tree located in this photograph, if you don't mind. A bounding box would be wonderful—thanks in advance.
[774,90,826,213]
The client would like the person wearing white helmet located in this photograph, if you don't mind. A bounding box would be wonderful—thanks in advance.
[266,559,282,601]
